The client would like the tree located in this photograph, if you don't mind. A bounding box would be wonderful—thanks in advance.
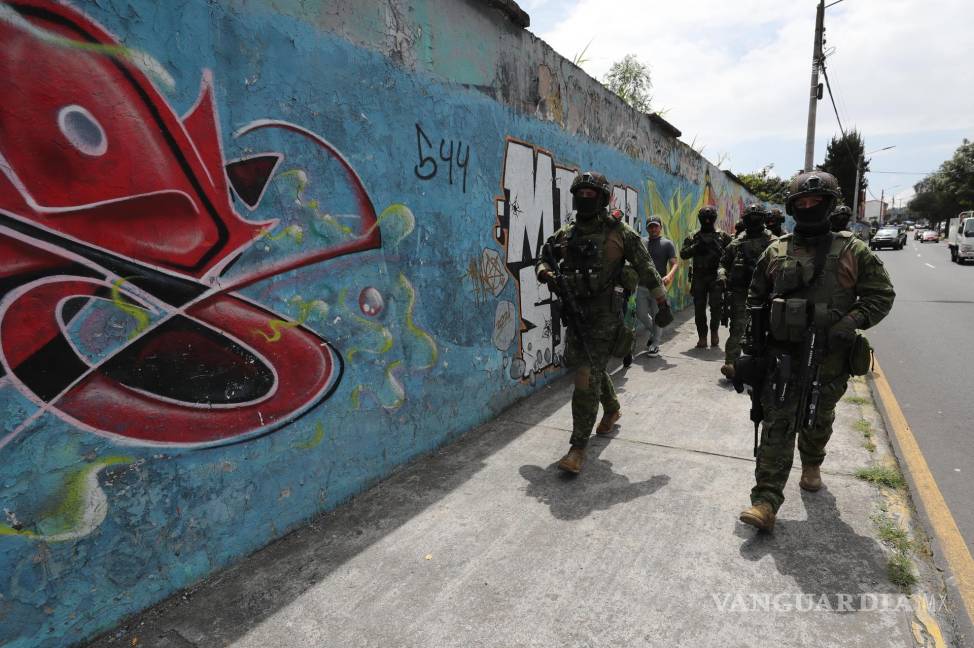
[603,54,652,113]
[736,165,789,203]
[909,139,974,225]
[817,130,868,209]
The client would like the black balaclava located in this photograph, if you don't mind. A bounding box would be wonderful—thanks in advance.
[698,210,717,232]
[792,199,833,237]
[744,212,766,236]
[830,211,852,232]
[573,192,602,220]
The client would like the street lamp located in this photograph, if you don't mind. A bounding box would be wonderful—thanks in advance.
[853,146,895,222]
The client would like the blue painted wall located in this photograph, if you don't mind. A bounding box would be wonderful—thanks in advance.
[0,1,771,645]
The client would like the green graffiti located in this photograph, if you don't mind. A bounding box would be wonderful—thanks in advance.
[261,224,305,245]
[253,297,325,342]
[371,204,416,248]
[0,4,174,89]
[1,456,133,542]
[294,422,325,449]
[398,274,438,369]
[350,360,405,411]
[110,278,151,339]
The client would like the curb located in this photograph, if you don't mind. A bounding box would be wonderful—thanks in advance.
[870,357,974,647]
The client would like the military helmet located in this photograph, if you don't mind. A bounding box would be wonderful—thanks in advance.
[571,171,611,206]
[698,205,718,219]
[743,203,767,228]
[830,204,853,231]
[784,171,841,215]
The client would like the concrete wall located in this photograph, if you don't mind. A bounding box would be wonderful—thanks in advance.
[0,1,767,645]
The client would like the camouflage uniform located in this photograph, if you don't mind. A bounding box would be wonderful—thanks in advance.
[719,225,776,366]
[747,223,895,513]
[536,208,666,449]
[681,211,732,340]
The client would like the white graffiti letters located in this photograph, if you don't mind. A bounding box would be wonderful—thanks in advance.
[494,139,638,379]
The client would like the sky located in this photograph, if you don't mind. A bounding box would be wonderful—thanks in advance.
[523,0,974,208]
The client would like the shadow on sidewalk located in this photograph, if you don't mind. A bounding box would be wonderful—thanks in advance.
[735,488,898,611]
[88,372,581,647]
[518,441,670,521]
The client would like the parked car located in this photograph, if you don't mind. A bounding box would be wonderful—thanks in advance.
[870,227,903,250]
[921,229,940,243]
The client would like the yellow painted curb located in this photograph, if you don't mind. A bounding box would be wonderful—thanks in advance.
[871,357,974,624]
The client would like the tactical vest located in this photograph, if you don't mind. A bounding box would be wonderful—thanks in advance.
[730,232,773,289]
[691,231,725,274]
[559,215,624,303]
[767,232,856,344]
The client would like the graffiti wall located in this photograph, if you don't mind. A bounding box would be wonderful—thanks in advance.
[0,1,768,645]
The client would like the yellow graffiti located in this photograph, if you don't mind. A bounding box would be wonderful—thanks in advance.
[0,5,174,89]
[294,422,325,450]
[367,204,416,248]
[399,274,438,369]
[252,297,324,342]
[0,456,134,542]
[350,360,405,411]
[110,278,151,339]
[260,224,304,245]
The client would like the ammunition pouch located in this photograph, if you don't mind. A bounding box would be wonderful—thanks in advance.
[732,354,767,394]
[769,297,809,343]
[848,333,873,376]
[610,322,634,358]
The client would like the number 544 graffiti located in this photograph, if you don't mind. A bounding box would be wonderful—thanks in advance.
[413,123,470,193]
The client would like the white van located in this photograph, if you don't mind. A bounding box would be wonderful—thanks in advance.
[947,211,974,263]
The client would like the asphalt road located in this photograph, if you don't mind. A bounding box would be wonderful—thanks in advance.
[867,234,974,553]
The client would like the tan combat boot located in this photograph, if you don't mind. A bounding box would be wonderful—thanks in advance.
[739,501,776,531]
[595,409,621,436]
[720,363,735,379]
[696,336,708,349]
[711,330,720,347]
[557,446,586,474]
[799,465,823,492]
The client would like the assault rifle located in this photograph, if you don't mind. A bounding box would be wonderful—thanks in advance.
[794,316,828,432]
[540,241,594,367]
[733,304,769,457]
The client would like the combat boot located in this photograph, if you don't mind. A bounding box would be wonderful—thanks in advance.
[739,501,776,531]
[595,409,621,436]
[711,330,720,347]
[720,363,735,379]
[557,446,586,474]
[695,336,708,349]
[799,465,823,492]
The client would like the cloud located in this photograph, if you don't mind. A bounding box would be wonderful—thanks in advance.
[534,0,974,199]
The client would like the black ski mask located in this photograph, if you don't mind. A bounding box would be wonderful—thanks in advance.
[744,214,765,236]
[698,213,717,232]
[792,199,833,236]
[573,193,602,219]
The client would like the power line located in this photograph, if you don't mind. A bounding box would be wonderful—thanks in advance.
[869,170,935,175]
[819,60,861,166]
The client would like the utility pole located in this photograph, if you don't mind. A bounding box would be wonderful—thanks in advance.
[803,0,825,172]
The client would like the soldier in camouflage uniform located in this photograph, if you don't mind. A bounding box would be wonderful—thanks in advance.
[681,206,733,348]
[718,204,776,380]
[536,172,672,474]
[830,205,853,233]
[738,171,895,531]
[766,208,786,236]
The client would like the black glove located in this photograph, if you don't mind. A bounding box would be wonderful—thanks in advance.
[655,300,674,328]
[828,314,861,350]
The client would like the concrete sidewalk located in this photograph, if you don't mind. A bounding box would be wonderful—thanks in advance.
[90,311,957,648]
